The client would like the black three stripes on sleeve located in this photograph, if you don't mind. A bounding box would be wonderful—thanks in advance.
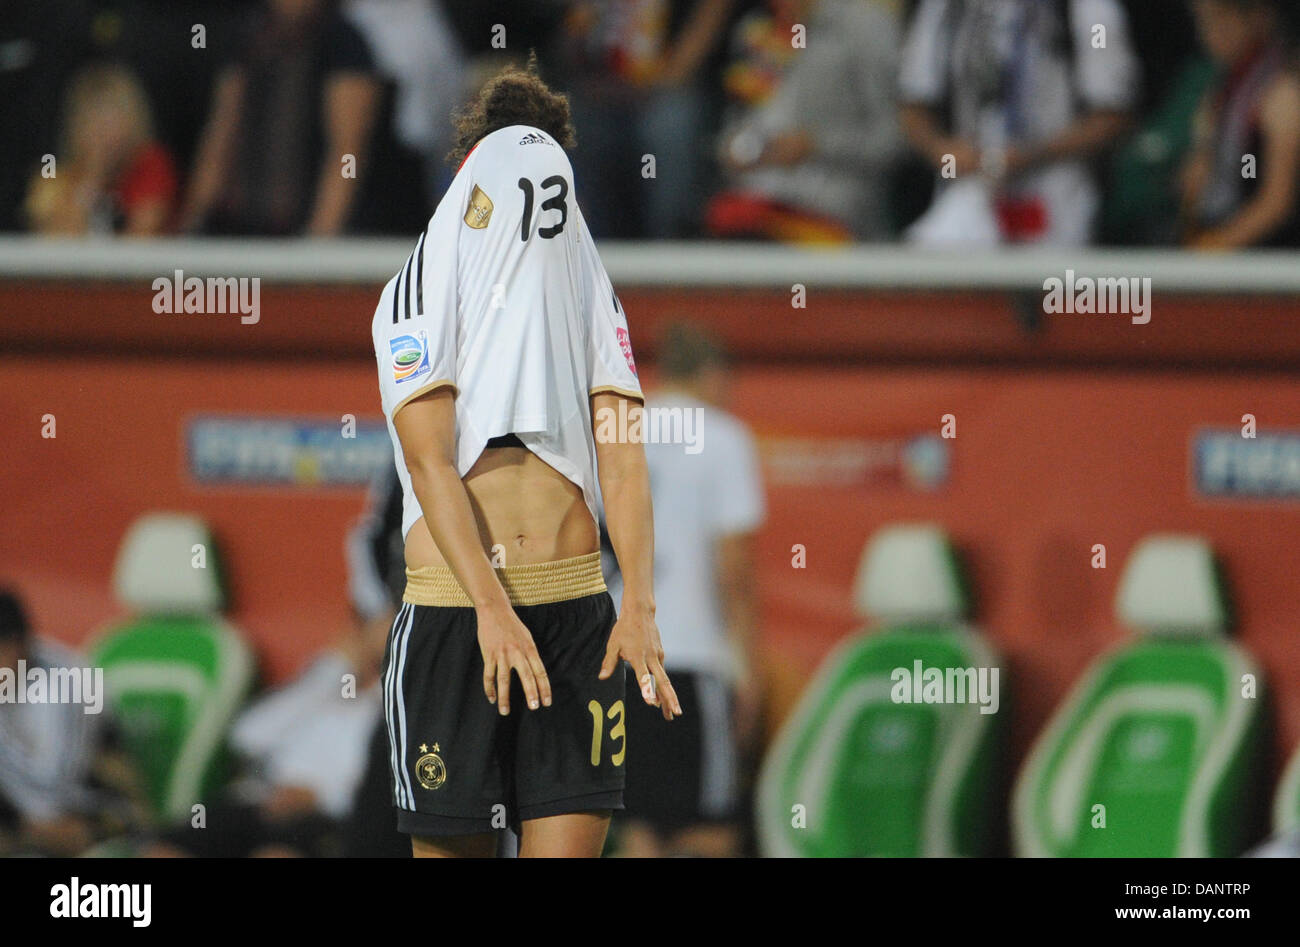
[392,232,427,323]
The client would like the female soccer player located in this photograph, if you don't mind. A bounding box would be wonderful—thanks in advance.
[371,59,681,858]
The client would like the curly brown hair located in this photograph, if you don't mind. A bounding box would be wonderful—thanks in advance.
[447,55,576,165]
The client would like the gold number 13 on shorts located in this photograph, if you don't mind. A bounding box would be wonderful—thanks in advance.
[587,699,626,766]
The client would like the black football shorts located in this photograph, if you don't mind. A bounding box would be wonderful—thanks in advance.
[382,553,626,837]
[620,668,739,833]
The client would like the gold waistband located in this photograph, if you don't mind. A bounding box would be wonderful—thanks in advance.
[403,551,606,608]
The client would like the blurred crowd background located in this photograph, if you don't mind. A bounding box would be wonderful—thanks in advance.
[3,0,1300,247]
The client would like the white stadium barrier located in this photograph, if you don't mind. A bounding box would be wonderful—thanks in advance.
[1,237,1299,293]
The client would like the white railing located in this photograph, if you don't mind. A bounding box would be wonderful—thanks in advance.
[1,237,1298,293]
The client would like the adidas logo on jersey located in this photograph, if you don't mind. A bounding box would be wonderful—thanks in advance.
[518,132,551,146]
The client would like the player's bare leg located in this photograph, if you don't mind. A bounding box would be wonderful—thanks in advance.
[412,833,497,858]
[612,819,663,858]
[517,811,611,857]
[614,821,739,857]
[667,824,741,857]
[250,844,304,858]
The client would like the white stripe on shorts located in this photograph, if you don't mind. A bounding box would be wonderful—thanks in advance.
[384,604,412,809]
[696,672,737,818]
[393,607,417,807]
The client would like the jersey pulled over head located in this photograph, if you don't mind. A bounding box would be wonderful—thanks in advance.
[371,64,641,542]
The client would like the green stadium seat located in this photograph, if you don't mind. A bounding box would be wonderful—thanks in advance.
[1013,535,1265,857]
[757,524,1004,857]
[89,513,254,822]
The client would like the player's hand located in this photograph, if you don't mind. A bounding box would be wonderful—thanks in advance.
[599,608,682,721]
[476,602,552,715]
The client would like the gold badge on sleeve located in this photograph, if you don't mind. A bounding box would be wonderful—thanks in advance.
[463,186,493,229]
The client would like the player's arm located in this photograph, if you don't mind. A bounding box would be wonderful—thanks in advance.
[717,529,761,742]
[379,171,550,714]
[306,72,380,236]
[1003,109,1132,176]
[178,67,245,233]
[713,423,766,742]
[394,390,552,716]
[578,205,678,717]
[899,104,978,173]
[717,531,759,675]
[654,0,734,86]
[593,392,681,720]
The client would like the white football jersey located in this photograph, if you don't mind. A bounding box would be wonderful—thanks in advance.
[371,124,643,541]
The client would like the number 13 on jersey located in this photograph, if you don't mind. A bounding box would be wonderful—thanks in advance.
[518,175,569,241]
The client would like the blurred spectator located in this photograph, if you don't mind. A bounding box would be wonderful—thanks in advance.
[179,0,382,236]
[339,460,415,857]
[107,1,258,178]
[345,463,407,626]
[0,589,138,856]
[717,0,802,114]
[557,0,739,238]
[142,469,411,857]
[1095,1,1209,246]
[0,0,95,232]
[899,0,1140,246]
[609,324,766,857]
[707,0,904,243]
[342,696,413,857]
[1180,0,1300,250]
[24,61,179,236]
[343,0,467,231]
[439,0,568,58]
[1116,0,1201,114]
[146,617,388,857]
[1099,39,1215,244]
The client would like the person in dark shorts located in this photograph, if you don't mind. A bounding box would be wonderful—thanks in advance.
[385,574,625,838]
[370,59,680,858]
[621,670,741,843]
[607,325,766,856]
